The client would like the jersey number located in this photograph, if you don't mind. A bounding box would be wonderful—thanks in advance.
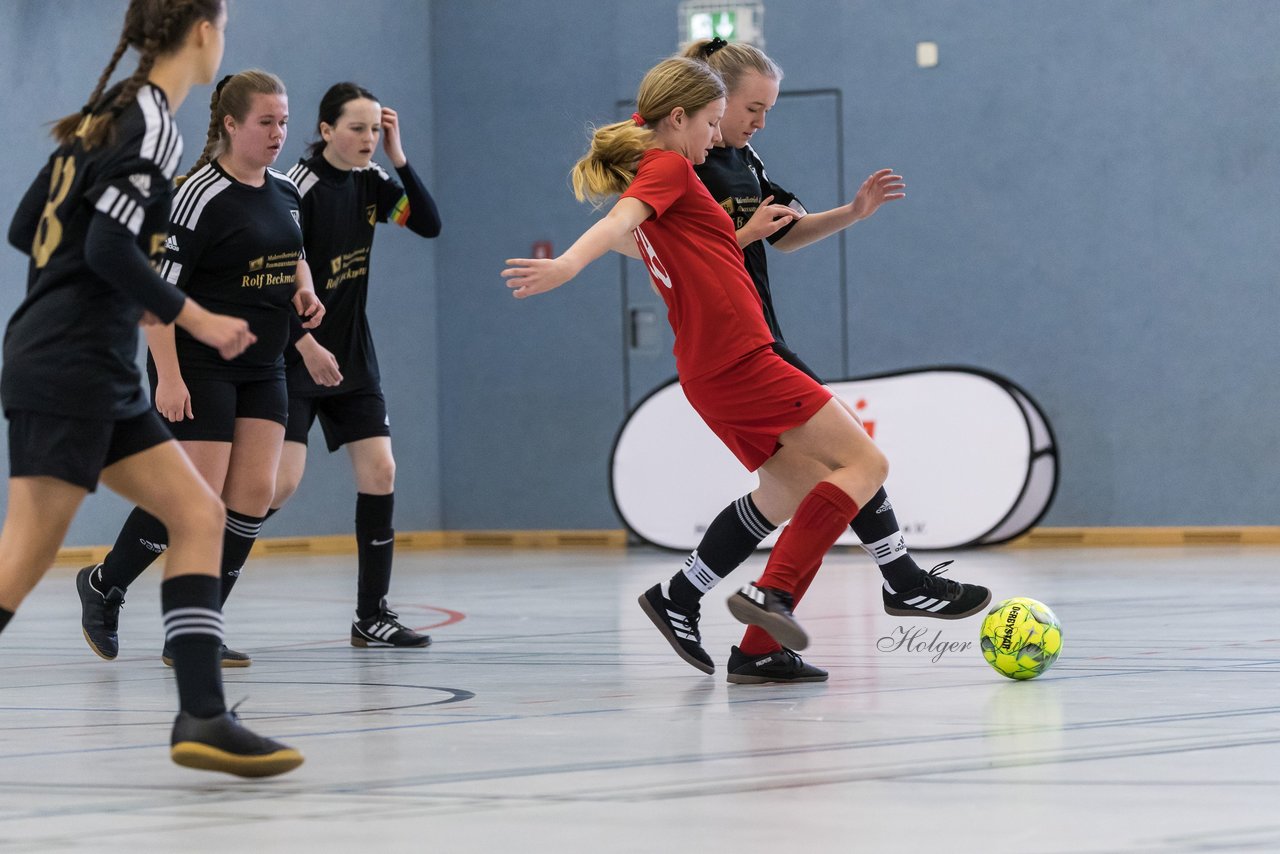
[32,156,77,269]
[633,227,672,289]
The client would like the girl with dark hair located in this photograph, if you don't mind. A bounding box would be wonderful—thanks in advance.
[635,39,990,684]
[269,81,441,648]
[1,0,301,776]
[77,69,322,669]
[506,56,988,686]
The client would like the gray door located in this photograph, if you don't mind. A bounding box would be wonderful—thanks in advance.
[619,89,845,410]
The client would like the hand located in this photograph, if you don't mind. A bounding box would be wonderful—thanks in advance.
[185,308,256,360]
[293,289,325,329]
[850,168,905,222]
[502,256,577,299]
[154,376,193,422]
[380,107,407,167]
[739,195,798,245]
[297,336,343,387]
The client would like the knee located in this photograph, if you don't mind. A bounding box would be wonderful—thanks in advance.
[163,490,225,540]
[361,455,396,493]
[867,445,890,487]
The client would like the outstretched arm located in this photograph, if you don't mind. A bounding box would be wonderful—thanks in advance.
[503,197,652,298]
[773,168,904,253]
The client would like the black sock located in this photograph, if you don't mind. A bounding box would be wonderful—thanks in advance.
[0,607,13,635]
[220,509,264,606]
[98,507,169,591]
[668,494,777,609]
[161,574,226,718]
[355,492,394,619]
[849,488,923,590]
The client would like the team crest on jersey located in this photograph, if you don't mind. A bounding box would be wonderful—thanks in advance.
[290,209,301,228]
[128,173,152,197]
[248,256,265,272]
[366,204,377,226]
[720,197,734,215]
[331,256,343,275]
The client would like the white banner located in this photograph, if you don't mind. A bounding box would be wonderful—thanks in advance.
[610,367,1057,551]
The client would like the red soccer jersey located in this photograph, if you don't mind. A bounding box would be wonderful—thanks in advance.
[621,149,774,380]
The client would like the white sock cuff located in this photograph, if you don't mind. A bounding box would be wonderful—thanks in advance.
[682,551,720,594]
[861,532,907,566]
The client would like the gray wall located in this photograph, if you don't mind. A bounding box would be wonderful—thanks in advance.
[431,0,1280,528]
[0,0,440,545]
[4,1,1279,541]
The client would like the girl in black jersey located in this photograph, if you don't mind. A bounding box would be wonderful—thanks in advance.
[270,82,441,648]
[77,70,322,668]
[638,39,991,684]
[0,0,301,776]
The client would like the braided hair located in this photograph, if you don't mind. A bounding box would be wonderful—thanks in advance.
[52,0,224,149]
[177,69,287,186]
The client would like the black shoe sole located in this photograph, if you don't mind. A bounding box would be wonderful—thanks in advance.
[726,593,810,651]
[171,742,304,778]
[637,592,714,675]
[726,671,829,685]
[884,588,993,620]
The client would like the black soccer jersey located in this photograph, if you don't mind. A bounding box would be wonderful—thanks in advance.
[156,161,304,380]
[3,83,187,419]
[284,155,441,397]
[694,144,805,344]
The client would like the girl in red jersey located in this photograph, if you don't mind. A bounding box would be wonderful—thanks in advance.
[630,39,991,683]
[504,57,936,683]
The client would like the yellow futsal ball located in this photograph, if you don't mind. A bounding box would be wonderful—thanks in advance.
[979,597,1063,680]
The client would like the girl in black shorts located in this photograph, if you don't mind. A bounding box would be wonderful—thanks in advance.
[1,0,300,776]
[272,82,441,648]
[77,70,321,668]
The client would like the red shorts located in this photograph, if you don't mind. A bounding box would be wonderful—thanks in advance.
[681,345,833,472]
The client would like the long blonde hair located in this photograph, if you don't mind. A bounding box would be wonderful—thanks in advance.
[570,57,726,206]
[680,38,782,92]
[177,69,287,186]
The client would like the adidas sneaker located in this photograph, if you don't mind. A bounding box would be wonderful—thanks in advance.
[77,565,125,660]
[170,709,303,778]
[882,560,992,619]
[726,582,809,650]
[726,645,828,684]
[638,583,713,674]
[351,599,431,648]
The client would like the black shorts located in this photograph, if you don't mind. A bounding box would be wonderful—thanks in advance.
[771,341,822,384]
[155,375,289,443]
[6,408,173,492]
[285,388,390,452]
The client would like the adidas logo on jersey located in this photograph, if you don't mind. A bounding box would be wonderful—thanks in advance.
[164,235,180,253]
[128,173,152,197]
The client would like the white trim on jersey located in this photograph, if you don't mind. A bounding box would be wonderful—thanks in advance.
[171,164,232,230]
[355,162,391,181]
[158,259,183,285]
[287,162,320,198]
[137,85,183,179]
[95,186,144,235]
[268,167,300,191]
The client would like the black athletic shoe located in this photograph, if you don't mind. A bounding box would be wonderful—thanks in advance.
[77,565,124,661]
[351,600,432,648]
[638,582,714,674]
[726,645,828,684]
[726,582,809,651]
[162,645,252,668]
[882,560,992,619]
[170,709,304,778]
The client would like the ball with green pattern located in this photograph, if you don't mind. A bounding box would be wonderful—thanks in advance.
[979,597,1063,680]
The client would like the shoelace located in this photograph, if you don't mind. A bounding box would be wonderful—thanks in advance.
[102,587,125,631]
[918,561,963,600]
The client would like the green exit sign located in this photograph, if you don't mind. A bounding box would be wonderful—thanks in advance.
[679,2,764,48]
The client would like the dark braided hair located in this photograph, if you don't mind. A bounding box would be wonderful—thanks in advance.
[177,70,287,186]
[52,0,224,149]
[306,82,379,158]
